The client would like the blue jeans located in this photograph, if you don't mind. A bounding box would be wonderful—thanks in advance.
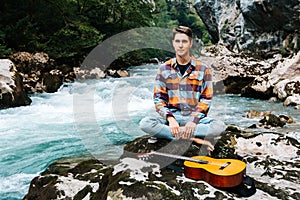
[139,111,227,140]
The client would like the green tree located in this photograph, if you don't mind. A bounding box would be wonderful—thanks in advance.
[0,0,104,61]
[0,26,11,57]
[153,0,178,28]
[163,0,211,46]
[81,0,154,38]
[0,0,210,65]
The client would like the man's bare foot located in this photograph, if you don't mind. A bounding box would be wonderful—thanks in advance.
[190,138,215,151]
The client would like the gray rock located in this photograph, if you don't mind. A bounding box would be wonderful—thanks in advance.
[0,59,31,108]
[283,94,300,107]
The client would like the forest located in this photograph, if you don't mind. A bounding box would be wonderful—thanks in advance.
[0,0,210,66]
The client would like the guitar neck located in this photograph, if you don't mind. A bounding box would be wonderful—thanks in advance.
[151,151,208,164]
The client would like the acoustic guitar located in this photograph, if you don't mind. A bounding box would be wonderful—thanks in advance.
[138,151,246,188]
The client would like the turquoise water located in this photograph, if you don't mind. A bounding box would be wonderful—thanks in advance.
[0,64,299,199]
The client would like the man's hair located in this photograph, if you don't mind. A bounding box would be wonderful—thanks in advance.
[173,26,193,39]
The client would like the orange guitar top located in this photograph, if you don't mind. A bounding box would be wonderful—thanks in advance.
[184,156,246,188]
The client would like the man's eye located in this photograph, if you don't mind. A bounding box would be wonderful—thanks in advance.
[175,40,188,43]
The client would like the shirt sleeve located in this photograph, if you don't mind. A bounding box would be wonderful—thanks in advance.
[153,66,174,119]
[192,67,213,124]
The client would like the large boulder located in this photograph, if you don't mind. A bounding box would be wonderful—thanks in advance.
[200,45,300,105]
[24,124,300,199]
[194,0,300,57]
[0,59,31,109]
[23,137,251,200]
[269,52,300,96]
[283,94,300,109]
[200,45,274,95]
[242,51,300,104]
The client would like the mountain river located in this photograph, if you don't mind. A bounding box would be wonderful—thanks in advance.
[0,64,299,199]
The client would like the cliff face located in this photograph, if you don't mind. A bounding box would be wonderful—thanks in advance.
[194,0,300,56]
[193,0,300,107]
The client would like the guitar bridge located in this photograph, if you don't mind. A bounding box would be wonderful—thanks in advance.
[219,162,231,170]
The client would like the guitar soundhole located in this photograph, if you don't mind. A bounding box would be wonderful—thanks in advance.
[219,162,231,170]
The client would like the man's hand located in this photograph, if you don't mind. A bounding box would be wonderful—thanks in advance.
[182,121,196,139]
[167,116,180,138]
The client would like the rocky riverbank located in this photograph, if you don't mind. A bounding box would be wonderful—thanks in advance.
[0,52,129,109]
[23,115,300,199]
[193,0,300,108]
[202,45,300,108]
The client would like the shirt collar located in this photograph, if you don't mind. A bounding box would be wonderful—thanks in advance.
[171,56,196,71]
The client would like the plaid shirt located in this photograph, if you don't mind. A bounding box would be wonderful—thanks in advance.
[154,57,213,124]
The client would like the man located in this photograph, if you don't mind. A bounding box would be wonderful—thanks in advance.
[139,26,226,151]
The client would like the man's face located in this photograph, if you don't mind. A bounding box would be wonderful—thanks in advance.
[172,33,192,58]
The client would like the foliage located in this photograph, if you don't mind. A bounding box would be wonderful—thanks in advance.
[165,0,211,45]
[46,22,103,59]
[0,0,210,66]
[0,28,11,57]
[150,0,211,57]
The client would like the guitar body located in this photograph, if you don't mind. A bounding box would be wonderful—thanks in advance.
[138,151,247,188]
[184,156,246,188]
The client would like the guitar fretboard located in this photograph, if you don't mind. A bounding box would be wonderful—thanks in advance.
[150,151,209,164]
